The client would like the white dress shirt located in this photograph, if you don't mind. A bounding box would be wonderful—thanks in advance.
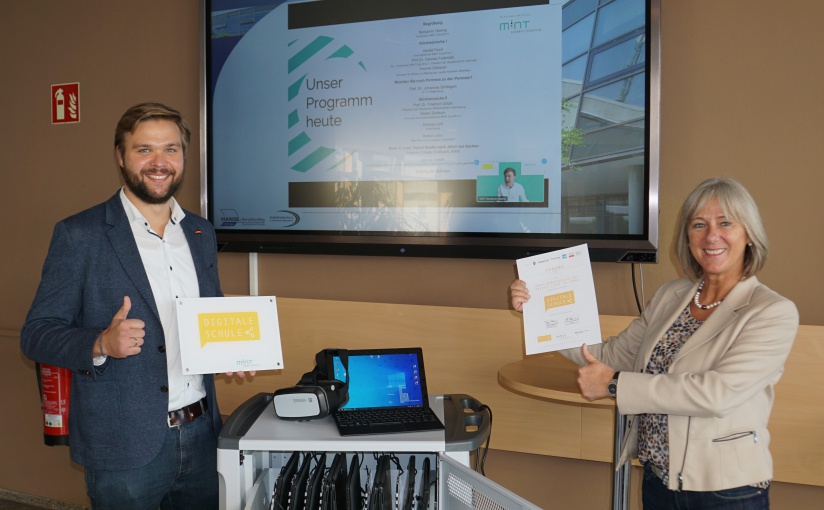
[118,189,206,412]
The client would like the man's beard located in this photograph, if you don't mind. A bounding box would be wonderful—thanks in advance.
[120,166,183,205]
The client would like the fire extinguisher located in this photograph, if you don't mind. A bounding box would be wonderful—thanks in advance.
[37,363,71,446]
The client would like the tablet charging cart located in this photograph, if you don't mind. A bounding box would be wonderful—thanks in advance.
[218,393,540,510]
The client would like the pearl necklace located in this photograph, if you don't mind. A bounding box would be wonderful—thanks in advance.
[693,280,723,310]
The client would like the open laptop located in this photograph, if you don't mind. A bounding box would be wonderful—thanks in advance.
[326,347,445,436]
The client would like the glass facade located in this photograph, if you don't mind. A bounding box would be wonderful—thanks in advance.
[210,5,277,38]
[561,0,649,235]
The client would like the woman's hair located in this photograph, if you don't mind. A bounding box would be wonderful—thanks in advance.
[674,177,768,280]
[114,102,191,156]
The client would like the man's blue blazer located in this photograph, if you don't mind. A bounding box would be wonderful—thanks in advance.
[21,192,224,470]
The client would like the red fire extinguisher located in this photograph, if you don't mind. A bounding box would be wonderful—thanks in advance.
[37,363,71,446]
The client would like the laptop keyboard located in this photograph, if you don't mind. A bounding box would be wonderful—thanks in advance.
[337,407,438,426]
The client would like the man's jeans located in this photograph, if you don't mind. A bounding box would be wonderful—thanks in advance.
[85,413,218,510]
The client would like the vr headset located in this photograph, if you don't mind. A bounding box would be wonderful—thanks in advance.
[273,349,349,421]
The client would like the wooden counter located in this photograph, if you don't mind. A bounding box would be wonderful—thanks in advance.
[498,352,613,408]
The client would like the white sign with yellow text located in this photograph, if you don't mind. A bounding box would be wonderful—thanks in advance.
[176,296,284,374]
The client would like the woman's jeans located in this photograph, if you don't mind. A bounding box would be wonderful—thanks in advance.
[642,463,769,510]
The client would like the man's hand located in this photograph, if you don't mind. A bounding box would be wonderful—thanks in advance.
[225,371,256,379]
[100,296,146,358]
[577,344,615,401]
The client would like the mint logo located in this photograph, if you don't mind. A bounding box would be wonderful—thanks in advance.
[499,20,531,31]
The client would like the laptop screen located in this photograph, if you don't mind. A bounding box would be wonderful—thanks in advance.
[329,348,429,410]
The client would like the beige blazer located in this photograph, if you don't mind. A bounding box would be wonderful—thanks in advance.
[565,276,799,491]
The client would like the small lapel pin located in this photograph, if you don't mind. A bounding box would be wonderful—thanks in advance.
[194,230,202,235]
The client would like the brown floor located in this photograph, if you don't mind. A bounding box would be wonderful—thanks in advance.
[0,502,51,510]
[0,494,84,510]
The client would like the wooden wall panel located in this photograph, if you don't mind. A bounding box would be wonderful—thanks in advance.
[216,299,824,487]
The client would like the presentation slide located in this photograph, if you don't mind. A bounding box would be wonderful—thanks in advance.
[211,0,562,234]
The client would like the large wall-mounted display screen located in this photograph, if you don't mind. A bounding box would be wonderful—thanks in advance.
[203,0,660,262]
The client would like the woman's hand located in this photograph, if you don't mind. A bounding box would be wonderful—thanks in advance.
[577,344,616,401]
[509,279,531,312]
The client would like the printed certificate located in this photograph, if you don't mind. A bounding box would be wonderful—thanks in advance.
[176,296,284,374]
[516,244,601,355]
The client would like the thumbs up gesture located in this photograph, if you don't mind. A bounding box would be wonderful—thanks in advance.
[577,344,615,401]
[99,296,146,358]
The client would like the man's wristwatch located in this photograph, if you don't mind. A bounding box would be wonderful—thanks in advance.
[608,372,620,399]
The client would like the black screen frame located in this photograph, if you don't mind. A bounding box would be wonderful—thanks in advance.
[199,0,661,263]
